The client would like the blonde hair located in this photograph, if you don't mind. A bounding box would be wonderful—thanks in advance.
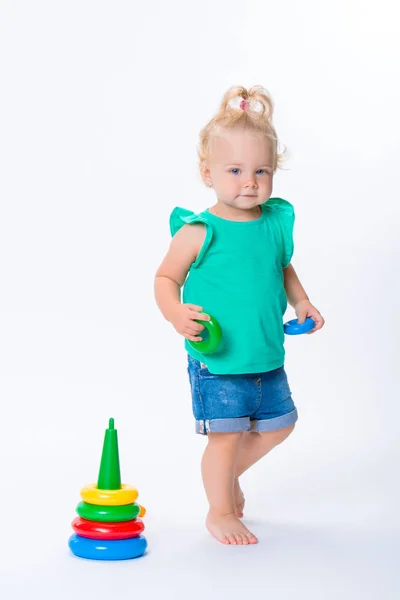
[198,85,285,179]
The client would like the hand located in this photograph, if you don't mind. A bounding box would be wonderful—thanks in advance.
[295,299,325,334]
[170,304,210,343]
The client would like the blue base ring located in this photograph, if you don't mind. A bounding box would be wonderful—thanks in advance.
[68,534,148,560]
[284,317,315,335]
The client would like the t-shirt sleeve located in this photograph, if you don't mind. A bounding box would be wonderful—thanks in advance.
[169,206,213,268]
[263,198,295,268]
[169,207,197,237]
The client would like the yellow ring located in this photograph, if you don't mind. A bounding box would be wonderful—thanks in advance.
[80,483,139,506]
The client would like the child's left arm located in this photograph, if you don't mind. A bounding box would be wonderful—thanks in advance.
[283,264,325,333]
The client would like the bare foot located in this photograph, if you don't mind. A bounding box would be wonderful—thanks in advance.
[234,479,245,518]
[206,511,258,545]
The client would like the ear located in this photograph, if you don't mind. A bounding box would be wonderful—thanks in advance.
[200,161,213,188]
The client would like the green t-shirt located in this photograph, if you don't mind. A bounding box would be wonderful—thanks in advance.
[170,198,295,375]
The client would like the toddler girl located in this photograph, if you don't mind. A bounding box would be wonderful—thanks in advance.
[154,86,324,545]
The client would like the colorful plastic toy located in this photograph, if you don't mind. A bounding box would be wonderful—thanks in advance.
[76,501,141,522]
[72,516,145,540]
[68,418,148,560]
[68,535,148,561]
[189,313,315,354]
[80,483,138,505]
[284,317,315,335]
[188,312,223,354]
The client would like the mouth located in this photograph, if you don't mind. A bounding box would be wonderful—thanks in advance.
[241,195,257,198]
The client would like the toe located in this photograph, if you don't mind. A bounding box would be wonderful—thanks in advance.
[248,533,258,544]
[221,536,230,544]
[228,535,237,545]
[234,533,244,545]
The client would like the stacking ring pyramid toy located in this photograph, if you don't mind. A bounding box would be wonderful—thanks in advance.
[68,418,148,560]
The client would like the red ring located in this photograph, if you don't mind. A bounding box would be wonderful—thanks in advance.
[72,516,145,540]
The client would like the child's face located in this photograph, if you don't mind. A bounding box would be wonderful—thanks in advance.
[204,128,274,210]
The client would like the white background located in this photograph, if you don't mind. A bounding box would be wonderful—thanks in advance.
[1,1,399,598]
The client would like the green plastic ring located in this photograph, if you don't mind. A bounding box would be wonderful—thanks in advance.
[188,312,223,355]
[76,501,140,522]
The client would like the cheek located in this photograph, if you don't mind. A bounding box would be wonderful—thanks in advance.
[262,177,273,190]
[222,176,236,189]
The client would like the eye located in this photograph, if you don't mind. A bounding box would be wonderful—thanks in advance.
[229,168,241,175]
[256,169,269,175]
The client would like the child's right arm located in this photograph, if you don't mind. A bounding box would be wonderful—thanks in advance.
[154,224,210,343]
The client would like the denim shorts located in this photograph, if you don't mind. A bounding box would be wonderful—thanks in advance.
[187,355,298,435]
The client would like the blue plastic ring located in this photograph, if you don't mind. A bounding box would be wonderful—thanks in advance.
[68,534,148,560]
[284,318,315,335]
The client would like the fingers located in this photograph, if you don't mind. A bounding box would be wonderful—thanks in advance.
[187,323,205,334]
[296,312,307,325]
[183,323,205,342]
[185,304,211,321]
[185,334,203,342]
[186,304,204,313]
[310,312,324,328]
[307,313,325,334]
[313,316,325,331]
[313,316,324,330]
[189,310,210,322]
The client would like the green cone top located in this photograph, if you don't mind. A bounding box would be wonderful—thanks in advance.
[97,418,121,490]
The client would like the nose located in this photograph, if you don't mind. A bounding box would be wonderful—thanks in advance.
[244,176,258,189]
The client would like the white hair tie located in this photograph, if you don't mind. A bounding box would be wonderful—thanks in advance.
[227,96,263,113]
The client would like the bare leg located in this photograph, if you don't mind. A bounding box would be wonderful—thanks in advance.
[234,425,295,517]
[201,431,258,545]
